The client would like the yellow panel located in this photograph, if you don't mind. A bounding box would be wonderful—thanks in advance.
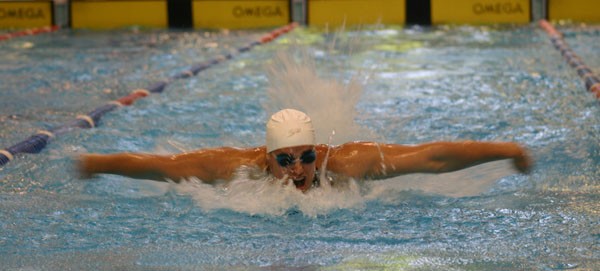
[71,1,167,29]
[0,1,53,28]
[308,0,405,27]
[549,0,600,22]
[193,0,289,29]
[432,0,530,24]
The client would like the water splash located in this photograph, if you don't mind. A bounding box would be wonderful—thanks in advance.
[174,160,517,216]
[175,169,366,218]
[263,49,376,145]
[319,129,336,191]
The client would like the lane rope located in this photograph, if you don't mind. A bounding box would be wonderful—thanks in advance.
[0,25,60,42]
[539,20,600,99]
[0,23,299,166]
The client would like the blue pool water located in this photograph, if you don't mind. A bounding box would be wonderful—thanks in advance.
[0,25,599,270]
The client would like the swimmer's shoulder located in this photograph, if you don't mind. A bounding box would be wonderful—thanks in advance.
[315,141,380,154]
[172,146,266,166]
[183,146,266,155]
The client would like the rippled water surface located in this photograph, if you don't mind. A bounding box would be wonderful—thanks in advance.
[0,24,598,270]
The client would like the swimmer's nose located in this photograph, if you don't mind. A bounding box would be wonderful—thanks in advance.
[288,160,304,175]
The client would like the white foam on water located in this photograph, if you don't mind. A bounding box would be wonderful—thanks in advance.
[174,168,367,218]
[172,160,516,217]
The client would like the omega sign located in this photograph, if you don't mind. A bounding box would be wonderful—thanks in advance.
[0,7,45,20]
[232,5,283,18]
[472,2,524,15]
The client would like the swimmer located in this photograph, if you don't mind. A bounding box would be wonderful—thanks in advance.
[79,108,532,192]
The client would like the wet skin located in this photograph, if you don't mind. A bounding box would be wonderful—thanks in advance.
[79,141,532,192]
[266,145,316,192]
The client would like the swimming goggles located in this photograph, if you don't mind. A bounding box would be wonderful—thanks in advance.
[275,150,316,167]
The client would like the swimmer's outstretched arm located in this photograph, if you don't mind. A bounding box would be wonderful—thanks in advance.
[324,141,532,179]
[78,147,267,183]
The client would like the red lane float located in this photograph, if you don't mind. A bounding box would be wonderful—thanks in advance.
[0,25,60,42]
[116,89,150,106]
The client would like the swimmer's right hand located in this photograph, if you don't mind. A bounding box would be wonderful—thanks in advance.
[512,145,533,174]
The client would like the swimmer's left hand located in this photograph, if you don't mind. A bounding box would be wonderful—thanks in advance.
[77,154,94,179]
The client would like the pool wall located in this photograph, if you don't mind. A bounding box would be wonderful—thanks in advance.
[1,0,600,29]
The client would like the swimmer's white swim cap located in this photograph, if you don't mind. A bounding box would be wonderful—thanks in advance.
[266,109,316,153]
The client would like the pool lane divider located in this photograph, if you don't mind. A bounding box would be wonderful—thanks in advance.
[0,22,299,167]
[539,20,600,100]
[0,26,60,42]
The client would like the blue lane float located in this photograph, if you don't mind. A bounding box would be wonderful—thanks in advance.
[0,23,299,167]
[6,131,53,154]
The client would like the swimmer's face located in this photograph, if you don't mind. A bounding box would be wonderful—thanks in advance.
[267,145,316,192]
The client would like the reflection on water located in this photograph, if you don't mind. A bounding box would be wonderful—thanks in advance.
[0,25,598,270]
